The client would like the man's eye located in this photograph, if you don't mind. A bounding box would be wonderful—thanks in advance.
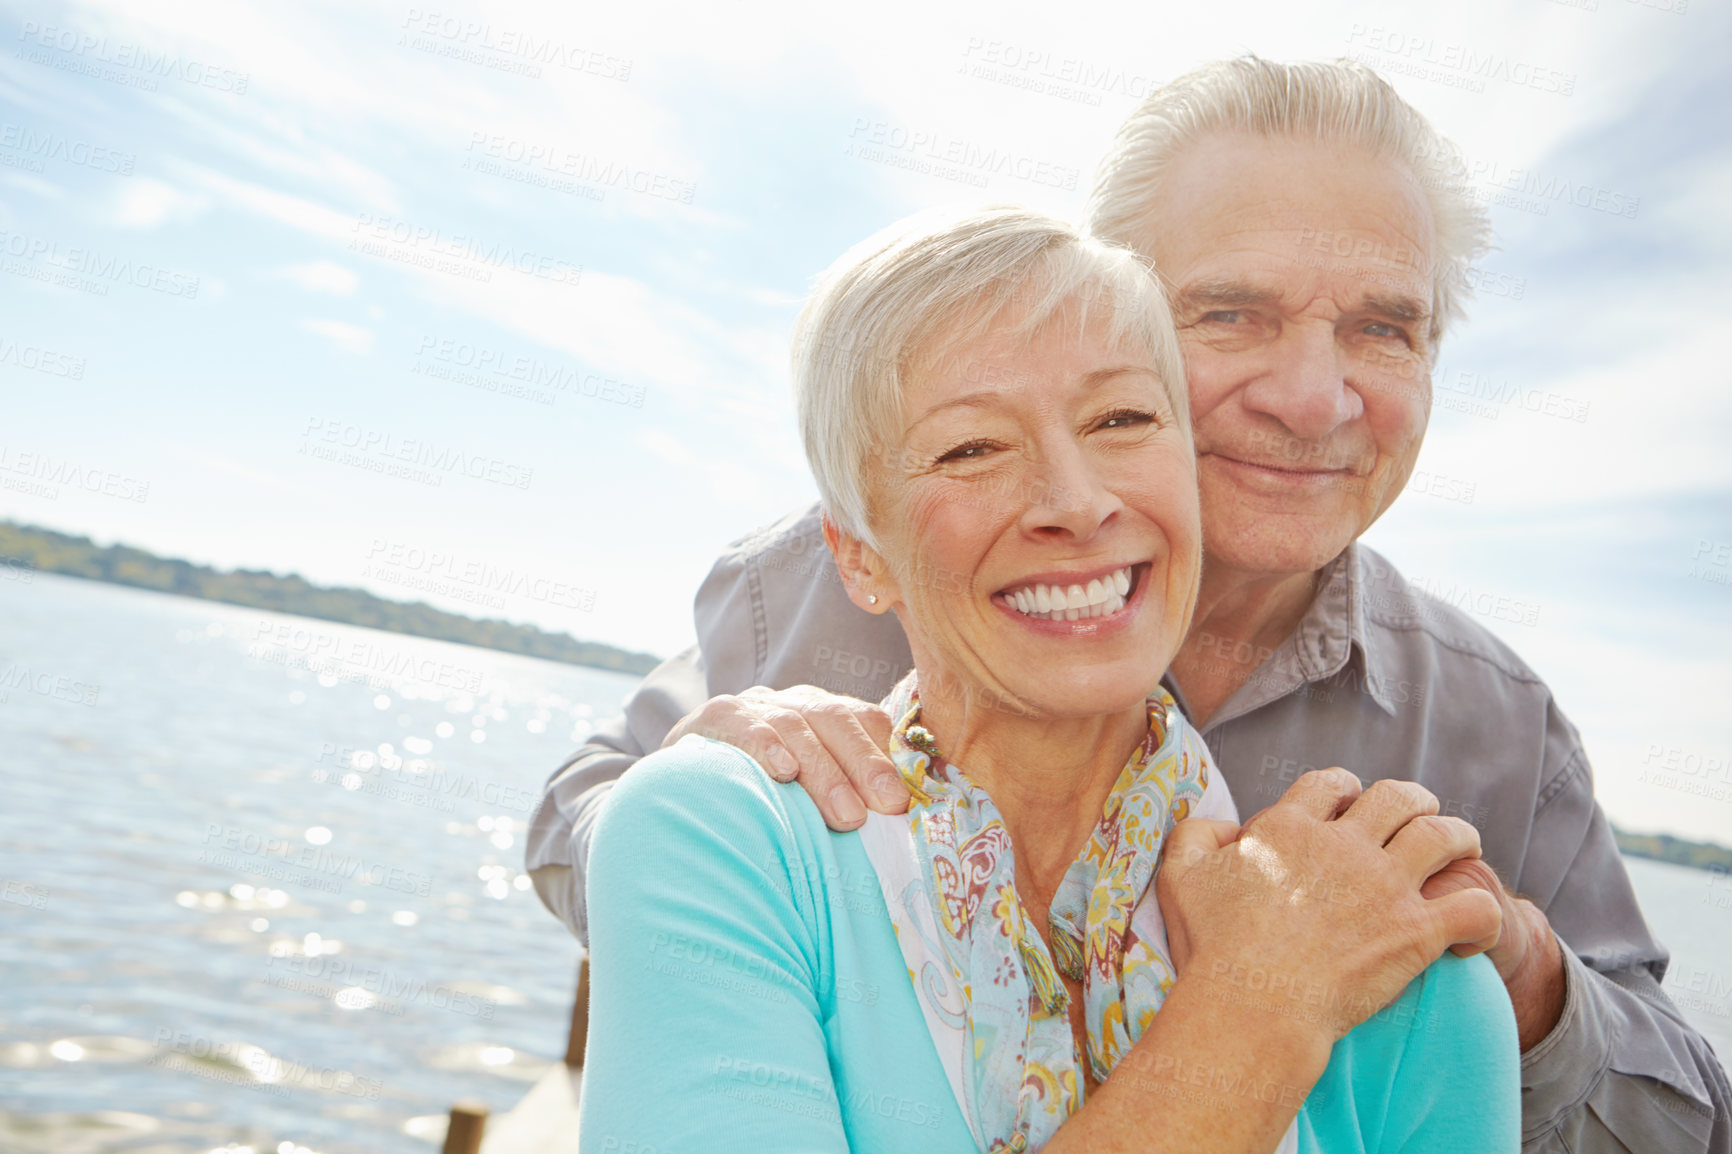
[1203,310,1245,324]
[1364,322,1408,341]
[935,441,995,464]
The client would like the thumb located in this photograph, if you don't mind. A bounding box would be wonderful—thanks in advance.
[1425,885,1503,958]
[1162,818,1241,870]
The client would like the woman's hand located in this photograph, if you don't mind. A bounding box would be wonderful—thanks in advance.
[1157,767,1502,1041]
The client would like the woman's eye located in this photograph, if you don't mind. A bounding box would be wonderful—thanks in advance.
[1097,409,1155,431]
[935,441,995,464]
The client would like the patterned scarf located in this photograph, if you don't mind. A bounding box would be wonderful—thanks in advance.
[867,672,1226,1153]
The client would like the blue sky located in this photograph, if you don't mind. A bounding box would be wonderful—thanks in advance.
[2,0,1728,841]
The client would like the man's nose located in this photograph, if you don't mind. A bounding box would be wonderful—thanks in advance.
[1241,322,1363,441]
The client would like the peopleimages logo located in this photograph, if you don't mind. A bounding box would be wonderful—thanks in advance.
[199,823,433,896]
[0,445,149,503]
[412,336,647,408]
[299,418,535,490]
[348,214,583,288]
[0,334,86,379]
[264,953,498,1019]
[0,229,200,298]
[363,538,596,611]
[0,123,136,175]
[15,21,251,94]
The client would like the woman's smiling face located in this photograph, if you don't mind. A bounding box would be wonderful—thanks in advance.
[844,302,1202,722]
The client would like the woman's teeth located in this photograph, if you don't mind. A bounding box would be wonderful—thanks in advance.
[1004,567,1133,621]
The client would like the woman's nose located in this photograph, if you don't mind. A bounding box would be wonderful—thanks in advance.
[1016,444,1122,541]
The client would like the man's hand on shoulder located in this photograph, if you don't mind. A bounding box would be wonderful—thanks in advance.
[662,686,908,829]
[1422,857,1568,1051]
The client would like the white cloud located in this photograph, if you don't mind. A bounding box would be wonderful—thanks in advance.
[283,260,359,295]
[115,177,209,228]
[187,167,356,241]
[637,429,692,465]
[300,318,374,355]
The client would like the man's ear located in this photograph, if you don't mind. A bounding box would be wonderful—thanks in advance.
[821,514,896,615]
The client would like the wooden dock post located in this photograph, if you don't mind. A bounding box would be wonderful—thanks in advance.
[564,956,590,1068]
[442,1099,489,1154]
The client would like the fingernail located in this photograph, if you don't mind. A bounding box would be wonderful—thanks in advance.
[829,784,866,825]
[871,775,908,810]
[767,746,796,780]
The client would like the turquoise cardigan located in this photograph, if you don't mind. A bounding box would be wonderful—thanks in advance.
[579,737,1519,1153]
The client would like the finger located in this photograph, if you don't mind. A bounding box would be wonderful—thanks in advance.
[745,683,871,709]
[1271,767,1364,822]
[1424,886,1502,957]
[1385,814,1482,885]
[1160,818,1242,871]
[1419,858,1501,903]
[801,701,906,813]
[704,719,800,782]
[760,709,867,830]
[1337,779,1439,846]
[663,696,801,778]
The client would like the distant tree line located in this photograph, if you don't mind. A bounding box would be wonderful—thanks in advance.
[0,521,659,676]
[1612,826,1732,873]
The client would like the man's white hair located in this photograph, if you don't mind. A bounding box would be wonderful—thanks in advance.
[793,205,1187,548]
[1086,55,1492,349]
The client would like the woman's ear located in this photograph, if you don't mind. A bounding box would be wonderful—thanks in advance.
[821,514,896,615]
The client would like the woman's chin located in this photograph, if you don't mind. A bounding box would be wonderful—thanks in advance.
[998,665,1165,720]
[986,623,1176,707]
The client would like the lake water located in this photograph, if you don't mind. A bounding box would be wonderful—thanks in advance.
[2,573,1727,1152]
[1,572,630,1153]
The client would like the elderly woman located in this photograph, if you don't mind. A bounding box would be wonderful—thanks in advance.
[577,207,1518,1153]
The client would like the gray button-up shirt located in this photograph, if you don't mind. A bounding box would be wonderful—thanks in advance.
[528,502,1730,1153]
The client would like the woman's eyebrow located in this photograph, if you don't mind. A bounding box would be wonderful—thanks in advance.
[903,391,1002,435]
[905,366,1161,433]
[1080,365,1162,388]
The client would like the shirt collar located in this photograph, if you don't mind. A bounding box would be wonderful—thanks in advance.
[1193,541,1399,729]
[1292,542,1400,717]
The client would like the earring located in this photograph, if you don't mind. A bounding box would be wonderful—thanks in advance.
[867,594,879,606]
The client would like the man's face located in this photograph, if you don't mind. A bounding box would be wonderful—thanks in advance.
[1140,133,1438,580]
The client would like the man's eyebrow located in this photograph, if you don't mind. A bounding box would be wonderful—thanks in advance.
[1359,291,1431,325]
[1176,278,1431,327]
[1173,278,1282,311]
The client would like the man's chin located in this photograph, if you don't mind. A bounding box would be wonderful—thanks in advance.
[1201,518,1358,582]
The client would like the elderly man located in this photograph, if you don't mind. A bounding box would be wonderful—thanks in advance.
[529,57,1729,1153]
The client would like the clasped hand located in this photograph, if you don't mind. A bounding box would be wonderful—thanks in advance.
[664,685,1503,1038]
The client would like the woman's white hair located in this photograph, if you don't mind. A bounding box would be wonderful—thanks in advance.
[1086,55,1491,349]
[793,205,1187,548]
